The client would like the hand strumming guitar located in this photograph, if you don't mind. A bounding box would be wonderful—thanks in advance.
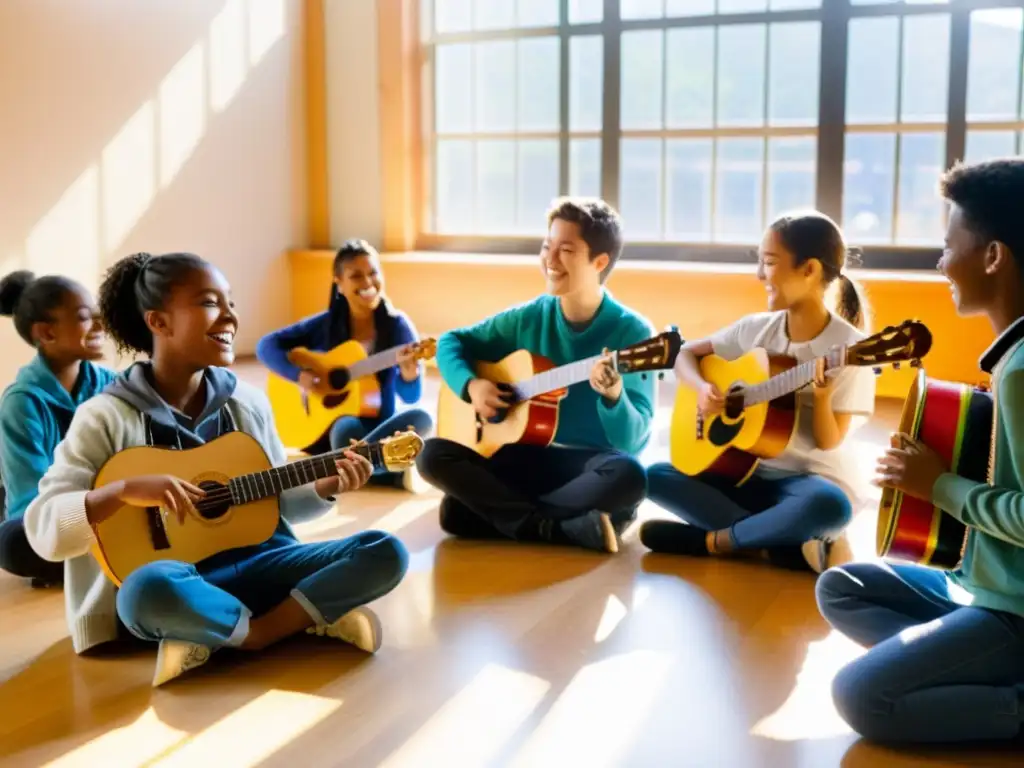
[85,474,207,526]
[697,381,725,416]
[467,378,511,420]
[297,369,321,394]
[396,344,420,382]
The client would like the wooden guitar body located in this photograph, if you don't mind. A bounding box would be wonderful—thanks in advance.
[436,350,565,457]
[876,369,992,570]
[670,350,799,485]
[266,340,382,449]
[91,431,280,586]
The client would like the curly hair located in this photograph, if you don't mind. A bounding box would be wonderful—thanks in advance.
[940,158,1024,267]
[97,252,207,357]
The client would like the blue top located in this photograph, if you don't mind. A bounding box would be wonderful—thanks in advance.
[256,309,423,421]
[436,292,656,455]
[0,356,117,519]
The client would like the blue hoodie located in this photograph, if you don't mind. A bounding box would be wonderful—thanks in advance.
[103,361,299,569]
[0,356,117,520]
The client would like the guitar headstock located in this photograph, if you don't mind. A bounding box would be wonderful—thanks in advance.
[845,320,933,370]
[616,329,684,374]
[411,338,438,361]
[378,430,425,471]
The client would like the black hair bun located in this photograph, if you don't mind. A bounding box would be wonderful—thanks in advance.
[0,270,36,317]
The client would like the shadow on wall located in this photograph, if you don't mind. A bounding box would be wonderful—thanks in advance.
[0,0,303,381]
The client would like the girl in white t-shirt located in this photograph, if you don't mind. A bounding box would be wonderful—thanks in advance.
[642,211,876,573]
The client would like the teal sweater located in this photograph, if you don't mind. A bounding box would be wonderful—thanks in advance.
[932,320,1024,617]
[436,292,656,455]
[0,356,117,520]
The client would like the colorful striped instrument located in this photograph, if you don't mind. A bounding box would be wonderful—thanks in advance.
[876,369,993,570]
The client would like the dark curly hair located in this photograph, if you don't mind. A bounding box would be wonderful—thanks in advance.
[940,158,1024,268]
[0,270,82,345]
[546,197,624,282]
[97,252,208,357]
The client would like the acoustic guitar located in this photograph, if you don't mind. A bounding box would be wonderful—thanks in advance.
[876,369,993,570]
[266,338,437,449]
[89,429,423,586]
[436,330,683,457]
[669,320,933,485]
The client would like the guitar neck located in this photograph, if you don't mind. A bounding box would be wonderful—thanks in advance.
[742,357,827,407]
[228,441,384,505]
[346,344,403,380]
[514,353,607,399]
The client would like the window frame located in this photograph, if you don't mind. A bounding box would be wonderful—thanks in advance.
[418,0,1023,270]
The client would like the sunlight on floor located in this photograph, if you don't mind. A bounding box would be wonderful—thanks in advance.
[593,594,627,643]
[371,498,438,534]
[751,630,863,742]
[506,650,672,768]
[42,709,188,768]
[150,689,339,767]
[377,663,550,768]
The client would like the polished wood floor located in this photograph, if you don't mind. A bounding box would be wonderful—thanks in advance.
[0,363,1018,767]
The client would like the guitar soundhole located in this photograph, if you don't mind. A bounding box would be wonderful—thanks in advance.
[322,390,350,409]
[196,480,232,520]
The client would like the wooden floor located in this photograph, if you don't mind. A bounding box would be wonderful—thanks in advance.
[0,362,1018,767]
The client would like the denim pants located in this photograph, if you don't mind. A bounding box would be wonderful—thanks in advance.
[645,462,852,549]
[116,530,408,648]
[816,561,1024,744]
[329,408,433,485]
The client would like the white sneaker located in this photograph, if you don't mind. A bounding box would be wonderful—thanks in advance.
[306,606,383,653]
[152,640,212,687]
[801,533,854,574]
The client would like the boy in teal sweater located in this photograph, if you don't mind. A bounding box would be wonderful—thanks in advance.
[416,198,652,553]
[816,158,1024,745]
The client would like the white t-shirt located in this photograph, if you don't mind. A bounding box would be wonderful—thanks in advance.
[706,310,876,503]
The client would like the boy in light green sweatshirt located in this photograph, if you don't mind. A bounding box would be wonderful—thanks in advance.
[416,198,653,554]
[816,158,1024,745]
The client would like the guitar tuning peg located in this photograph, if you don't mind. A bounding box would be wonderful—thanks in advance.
[873,367,883,376]
[657,371,665,380]
[641,373,648,380]
[909,358,921,368]
[892,362,901,370]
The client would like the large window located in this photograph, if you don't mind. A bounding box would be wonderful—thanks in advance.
[421,0,1024,268]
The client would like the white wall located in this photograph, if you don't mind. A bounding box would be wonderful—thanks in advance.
[324,0,384,249]
[0,0,306,380]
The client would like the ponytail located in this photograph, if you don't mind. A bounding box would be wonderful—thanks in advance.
[833,273,870,331]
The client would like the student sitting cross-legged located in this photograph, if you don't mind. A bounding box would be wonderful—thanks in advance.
[641,211,875,573]
[816,159,1024,746]
[23,252,409,687]
[415,198,651,554]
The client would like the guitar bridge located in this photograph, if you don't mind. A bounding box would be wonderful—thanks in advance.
[475,414,483,442]
[696,412,705,440]
[147,506,171,551]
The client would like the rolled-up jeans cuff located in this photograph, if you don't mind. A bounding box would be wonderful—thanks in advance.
[223,605,253,648]
[291,588,328,626]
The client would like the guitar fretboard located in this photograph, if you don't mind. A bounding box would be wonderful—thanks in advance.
[741,358,823,407]
[227,442,384,505]
[346,345,404,380]
[513,353,609,400]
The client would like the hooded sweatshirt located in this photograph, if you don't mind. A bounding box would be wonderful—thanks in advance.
[23,363,334,653]
[0,356,117,520]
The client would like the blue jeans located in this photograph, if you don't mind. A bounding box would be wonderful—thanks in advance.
[116,530,408,648]
[645,462,851,549]
[329,409,433,485]
[816,561,1024,744]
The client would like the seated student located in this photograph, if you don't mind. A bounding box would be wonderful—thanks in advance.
[256,239,432,489]
[415,197,651,554]
[817,159,1024,746]
[23,252,409,687]
[0,271,116,587]
[640,211,875,572]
